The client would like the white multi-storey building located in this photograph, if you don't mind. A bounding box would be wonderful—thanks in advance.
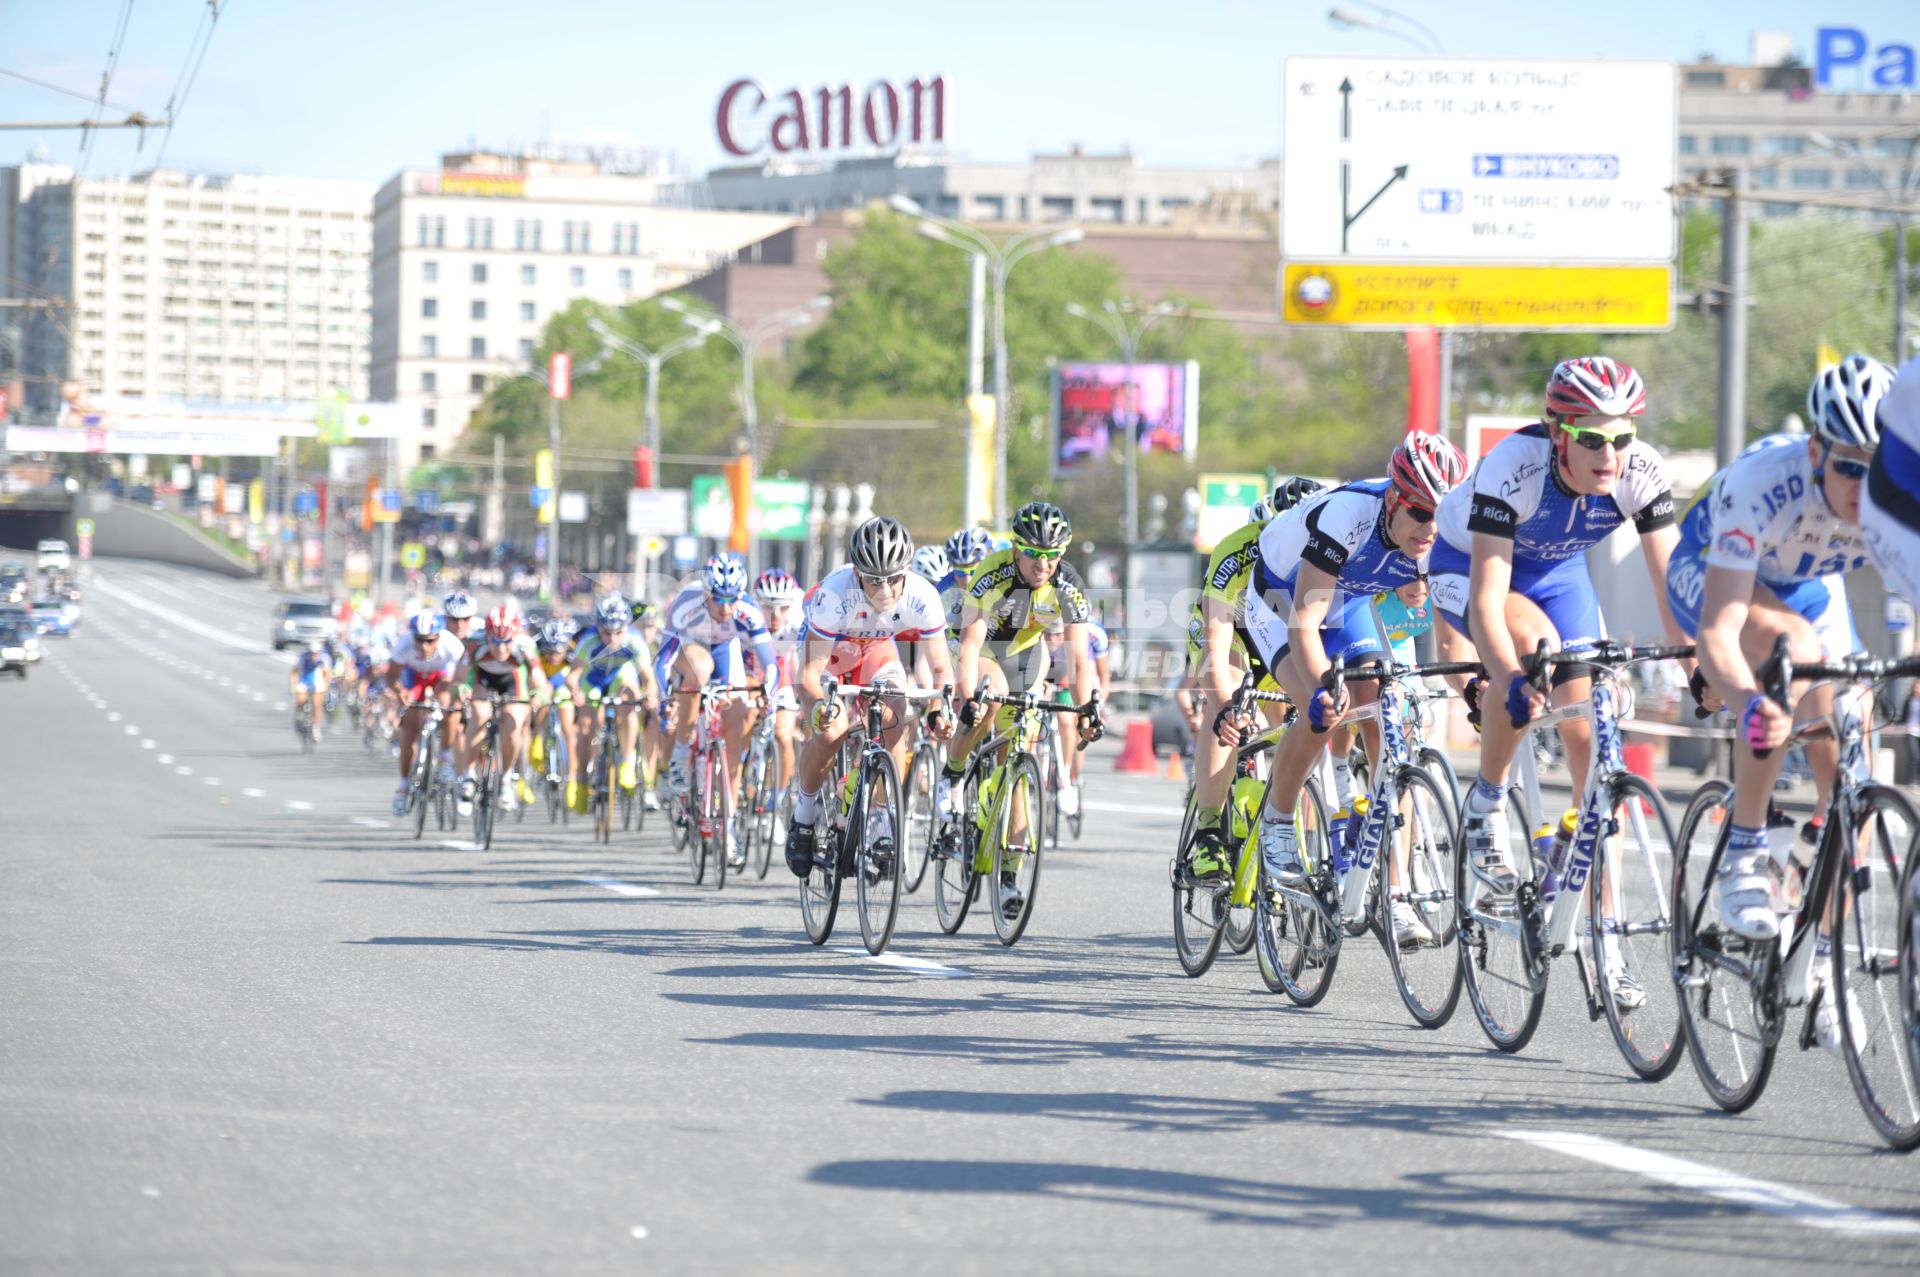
[370,151,795,460]
[0,164,374,414]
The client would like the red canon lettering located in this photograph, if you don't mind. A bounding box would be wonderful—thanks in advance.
[716,74,946,157]
[715,78,767,158]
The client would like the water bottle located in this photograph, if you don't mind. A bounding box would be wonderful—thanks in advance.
[1342,795,1373,870]
[1537,809,1578,901]
[1328,805,1354,873]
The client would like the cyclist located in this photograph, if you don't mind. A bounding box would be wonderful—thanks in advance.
[1187,476,1325,878]
[1239,437,1466,922]
[454,605,537,814]
[751,568,806,800]
[784,516,955,876]
[1669,354,1890,946]
[385,611,467,816]
[289,640,331,742]
[529,617,580,794]
[1863,356,1920,605]
[654,559,778,826]
[571,594,657,814]
[1428,356,1690,1010]
[631,599,669,812]
[1041,614,1112,817]
[947,502,1100,911]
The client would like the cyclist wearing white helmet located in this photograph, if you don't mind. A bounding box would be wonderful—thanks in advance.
[746,569,805,799]
[655,557,778,836]
[566,593,657,813]
[1669,355,1889,967]
[382,609,467,815]
[441,589,477,645]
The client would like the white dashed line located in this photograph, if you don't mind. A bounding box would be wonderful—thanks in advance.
[832,948,971,978]
[439,840,482,852]
[204,777,221,787]
[1498,1130,1920,1236]
[141,740,155,749]
[107,711,121,722]
[242,788,266,799]
[574,877,660,897]
[123,726,138,736]
[285,800,314,812]
[352,817,389,828]
[157,754,174,765]
[174,765,193,776]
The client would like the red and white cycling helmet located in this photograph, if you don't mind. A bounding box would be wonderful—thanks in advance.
[483,604,520,642]
[1387,433,1468,510]
[1544,356,1647,423]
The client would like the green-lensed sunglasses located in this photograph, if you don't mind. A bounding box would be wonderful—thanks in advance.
[1014,541,1067,561]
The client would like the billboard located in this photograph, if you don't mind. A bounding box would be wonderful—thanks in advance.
[1049,361,1198,479]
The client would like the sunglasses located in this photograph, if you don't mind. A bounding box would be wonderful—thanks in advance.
[1566,428,1635,453]
[1400,503,1435,524]
[858,572,906,588]
[1015,544,1066,561]
[1825,453,1870,481]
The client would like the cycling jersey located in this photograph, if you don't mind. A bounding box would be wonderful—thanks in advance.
[294,650,329,689]
[937,566,975,652]
[1373,589,1433,647]
[1246,481,1415,672]
[576,629,650,696]
[389,630,465,692]
[805,564,946,684]
[1203,519,1269,625]
[463,634,537,699]
[964,551,1091,655]
[653,585,775,691]
[1666,433,1867,658]
[1864,365,1920,603]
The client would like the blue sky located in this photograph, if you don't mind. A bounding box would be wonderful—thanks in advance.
[2,0,1916,181]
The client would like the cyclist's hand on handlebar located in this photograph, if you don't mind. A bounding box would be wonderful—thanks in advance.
[1210,702,1249,746]
[1739,693,1792,752]
[809,699,842,733]
[958,697,984,729]
[1306,686,1348,733]
[1077,711,1103,746]
[1505,673,1545,729]
[1688,666,1724,718]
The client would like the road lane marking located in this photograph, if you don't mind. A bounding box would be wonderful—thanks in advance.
[141,740,155,749]
[242,788,266,799]
[157,753,173,765]
[204,777,221,786]
[1498,1130,1920,1236]
[440,840,482,852]
[123,726,139,736]
[574,877,660,897]
[1083,799,1181,817]
[832,947,971,978]
[107,711,121,722]
[285,800,313,812]
[87,576,291,664]
[353,817,388,828]
[175,765,193,776]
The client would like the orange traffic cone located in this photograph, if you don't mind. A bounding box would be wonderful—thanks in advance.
[1166,751,1186,783]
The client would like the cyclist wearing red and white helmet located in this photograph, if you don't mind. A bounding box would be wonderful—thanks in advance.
[1236,433,1467,898]
[1428,357,1689,990]
[451,604,538,815]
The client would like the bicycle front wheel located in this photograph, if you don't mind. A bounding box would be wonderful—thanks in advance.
[932,761,981,935]
[855,751,905,955]
[1591,774,1685,1081]
[901,744,937,895]
[990,754,1046,946]
[708,747,731,892]
[1382,766,1463,1029]
[1832,783,1920,1150]
[1254,777,1341,1006]
[1171,798,1227,978]
[1456,790,1546,1052]
[686,751,708,885]
[412,732,433,841]
[473,753,496,851]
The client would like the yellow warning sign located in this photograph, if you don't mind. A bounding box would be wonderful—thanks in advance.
[1282,263,1673,331]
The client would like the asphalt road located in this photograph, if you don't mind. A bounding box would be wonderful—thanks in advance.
[5,558,1919,1275]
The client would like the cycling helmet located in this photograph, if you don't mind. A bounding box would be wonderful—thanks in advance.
[1388,433,1469,509]
[701,555,748,602]
[594,594,630,628]
[753,568,802,607]
[945,526,994,568]
[442,589,477,620]
[1807,354,1893,450]
[306,639,325,654]
[410,611,443,638]
[1247,496,1275,523]
[848,516,914,576]
[1271,476,1325,515]
[911,544,951,581]
[484,604,520,642]
[536,618,575,650]
[630,599,661,625]
[1543,356,1647,423]
[1010,500,1072,550]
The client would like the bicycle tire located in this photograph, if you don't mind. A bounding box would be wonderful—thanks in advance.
[1671,779,1778,1112]
[855,749,905,955]
[1171,797,1227,978]
[1589,773,1685,1081]
[1381,765,1464,1030]
[736,743,762,871]
[709,745,730,892]
[473,748,496,852]
[800,750,845,945]
[412,729,433,841]
[686,745,708,884]
[901,744,937,895]
[1255,777,1342,1006]
[1456,789,1547,1052]
[1418,745,1462,829]
[1901,815,1920,1132]
[990,753,1046,946]
[1832,783,1920,1150]
[592,733,613,844]
[933,758,983,934]
[756,785,783,881]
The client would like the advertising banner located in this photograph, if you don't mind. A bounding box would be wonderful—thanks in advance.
[1050,362,1199,479]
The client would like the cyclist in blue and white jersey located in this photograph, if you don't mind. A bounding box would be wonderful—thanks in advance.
[570,594,656,812]
[939,528,996,655]
[1864,355,1920,606]
[289,641,331,741]
[749,568,806,802]
[1428,357,1690,1012]
[1670,355,1889,953]
[1233,433,1467,901]
[655,557,777,803]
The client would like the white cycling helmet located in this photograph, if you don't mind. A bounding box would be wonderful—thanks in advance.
[1807,354,1893,451]
[910,545,950,581]
[442,589,476,620]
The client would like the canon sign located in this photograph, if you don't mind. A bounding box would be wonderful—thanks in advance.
[716,75,947,158]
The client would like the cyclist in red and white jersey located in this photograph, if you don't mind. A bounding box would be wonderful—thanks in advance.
[385,611,466,815]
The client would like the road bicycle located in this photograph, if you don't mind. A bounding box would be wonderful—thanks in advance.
[535,698,571,826]
[900,732,945,894]
[799,679,949,954]
[466,693,530,852]
[1038,701,1084,850]
[1457,639,1693,1080]
[401,697,454,840]
[1674,638,1920,1148]
[294,696,318,753]
[929,683,1102,946]
[678,685,757,889]
[585,691,645,846]
[1170,694,1277,978]
[736,701,781,881]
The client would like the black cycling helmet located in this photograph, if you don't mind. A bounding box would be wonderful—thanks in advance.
[1272,475,1326,515]
[1010,500,1072,550]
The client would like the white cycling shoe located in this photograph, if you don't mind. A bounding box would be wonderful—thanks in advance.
[1715,852,1780,942]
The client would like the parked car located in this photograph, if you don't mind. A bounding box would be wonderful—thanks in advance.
[31,596,77,637]
[36,539,72,572]
[0,623,29,678]
[271,596,337,650]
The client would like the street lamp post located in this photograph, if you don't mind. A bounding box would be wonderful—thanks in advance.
[587,318,709,488]
[1811,129,1920,359]
[890,194,1084,526]
[657,296,829,466]
[1062,299,1182,545]
[494,350,606,605]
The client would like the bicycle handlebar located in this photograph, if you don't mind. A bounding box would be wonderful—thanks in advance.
[1510,639,1696,730]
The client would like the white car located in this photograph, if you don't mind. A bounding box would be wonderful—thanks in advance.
[37,539,72,572]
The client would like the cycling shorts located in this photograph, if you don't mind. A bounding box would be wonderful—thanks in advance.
[295,671,325,691]
[1243,584,1387,676]
[400,668,450,699]
[1665,532,1857,661]
[1427,541,1605,655]
[583,662,642,698]
[1185,616,1279,693]
[473,665,529,700]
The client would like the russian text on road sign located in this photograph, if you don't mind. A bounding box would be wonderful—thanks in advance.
[1282,263,1673,331]
[627,487,691,538]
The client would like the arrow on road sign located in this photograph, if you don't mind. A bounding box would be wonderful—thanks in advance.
[1339,77,1352,141]
[1341,161,1409,253]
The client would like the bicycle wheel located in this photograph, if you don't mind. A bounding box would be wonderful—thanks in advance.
[1042,740,1061,852]
[799,758,843,946]
[737,744,764,871]
[1419,745,1462,828]
[1671,779,1778,1112]
[990,753,1046,946]
[855,750,905,955]
[592,741,612,844]
[901,745,937,895]
[473,749,496,852]
[1254,777,1341,1006]
[1171,798,1228,978]
[932,761,980,935]
[708,747,731,892]
[1382,766,1464,1029]
[411,731,433,841]
[1456,789,1547,1052]
[1902,824,1920,1127]
[1588,774,1686,1080]
[1832,783,1920,1149]
[686,748,708,885]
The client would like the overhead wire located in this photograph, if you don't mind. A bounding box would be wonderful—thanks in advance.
[151,0,227,173]
[0,65,142,114]
[75,0,137,178]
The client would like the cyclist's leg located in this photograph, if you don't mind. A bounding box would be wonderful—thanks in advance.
[788,681,855,874]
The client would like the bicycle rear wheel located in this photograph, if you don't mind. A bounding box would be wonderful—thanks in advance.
[1671,779,1778,1112]
[1171,798,1228,978]
[855,751,905,955]
[707,746,731,892]
[473,750,496,851]
[1832,784,1920,1150]
[686,748,708,884]
[901,744,936,894]
[411,731,433,841]
[1382,766,1464,1029]
[1254,778,1341,1005]
[799,753,844,945]
[755,785,782,881]
[932,761,980,935]
[990,754,1046,946]
[1592,774,1685,1081]
[1456,791,1547,1052]
[1419,745,1462,828]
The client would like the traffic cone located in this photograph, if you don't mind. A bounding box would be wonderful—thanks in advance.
[1165,751,1186,783]
[1114,719,1158,773]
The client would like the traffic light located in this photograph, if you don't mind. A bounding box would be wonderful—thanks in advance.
[634,446,654,489]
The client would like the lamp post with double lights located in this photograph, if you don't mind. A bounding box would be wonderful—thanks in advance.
[889,194,1085,526]
[1062,299,1184,545]
[1327,2,1444,54]
[586,317,710,488]
[656,295,830,465]
[1810,129,1920,359]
